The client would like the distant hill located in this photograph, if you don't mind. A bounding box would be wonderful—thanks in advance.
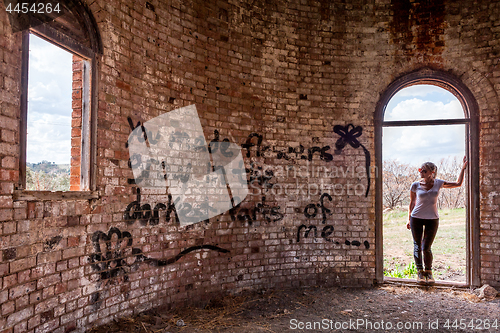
[27,161,70,174]
[26,161,70,191]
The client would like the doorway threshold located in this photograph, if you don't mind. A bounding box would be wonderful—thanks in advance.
[384,277,468,289]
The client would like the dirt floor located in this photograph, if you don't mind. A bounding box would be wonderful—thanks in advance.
[87,283,500,333]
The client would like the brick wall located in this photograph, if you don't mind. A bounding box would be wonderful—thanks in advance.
[70,56,84,191]
[1,0,500,332]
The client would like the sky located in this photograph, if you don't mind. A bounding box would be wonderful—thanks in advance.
[382,85,466,167]
[27,34,73,165]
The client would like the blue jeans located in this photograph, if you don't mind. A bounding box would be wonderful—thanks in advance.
[410,217,439,271]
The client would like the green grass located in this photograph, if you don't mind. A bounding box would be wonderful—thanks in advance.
[383,207,466,281]
[384,262,418,278]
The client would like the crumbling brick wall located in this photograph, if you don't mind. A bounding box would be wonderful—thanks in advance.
[70,56,84,191]
[0,0,499,332]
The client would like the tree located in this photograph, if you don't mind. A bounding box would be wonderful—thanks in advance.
[26,166,70,191]
[383,160,417,209]
[436,156,466,209]
[382,157,467,211]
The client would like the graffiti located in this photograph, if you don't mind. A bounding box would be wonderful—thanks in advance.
[303,193,332,224]
[241,133,263,157]
[345,240,370,248]
[126,106,249,225]
[297,224,335,243]
[296,193,370,248]
[228,196,284,225]
[297,193,336,243]
[207,130,234,158]
[125,121,370,194]
[126,117,161,145]
[88,226,230,310]
[154,245,230,266]
[89,227,148,282]
[123,185,285,227]
[246,162,275,190]
[333,124,371,197]
[296,223,370,248]
[44,235,63,251]
[124,118,371,244]
[127,127,335,164]
[88,227,230,282]
[241,132,333,162]
[124,188,178,225]
[90,291,102,310]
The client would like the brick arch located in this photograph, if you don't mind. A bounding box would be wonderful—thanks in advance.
[373,67,481,286]
[64,0,103,54]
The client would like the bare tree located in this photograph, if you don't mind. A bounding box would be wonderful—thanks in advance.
[383,160,417,209]
[382,157,466,211]
[436,156,466,209]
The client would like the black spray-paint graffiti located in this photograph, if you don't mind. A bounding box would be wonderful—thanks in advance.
[304,192,332,224]
[89,227,147,282]
[241,133,333,162]
[88,227,230,282]
[245,162,275,190]
[124,188,178,225]
[333,124,371,197]
[296,193,370,249]
[125,117,161,148]
[228,196,284,225]
[124,187,282,226]
[297,224,336,243]
[88,227,230,309]
[124,119,369,237]
[125,120,285,226]
[44,235,63,251]
[126,119,370,191]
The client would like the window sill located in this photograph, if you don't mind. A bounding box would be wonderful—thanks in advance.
[13,190,100,201]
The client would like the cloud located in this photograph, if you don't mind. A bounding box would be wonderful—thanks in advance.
[29,34,73,76]
[28,34,72,117]
[27,34,73,165]
[383,124,465,166]
[396,85,445,97]
[383,87,467,165]
[27,112,72,164]
[28,80,71,115]
[385,98,463,121]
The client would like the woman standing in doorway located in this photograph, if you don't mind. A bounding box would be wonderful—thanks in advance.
[407,157,468,284]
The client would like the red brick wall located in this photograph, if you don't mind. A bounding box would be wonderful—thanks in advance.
[70,56,84,191]
[0,0,500,332]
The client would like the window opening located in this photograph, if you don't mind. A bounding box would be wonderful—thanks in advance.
[16,1,102,196]
[382,84,468,284]
[19,31,94,194]
[26,34,74,190]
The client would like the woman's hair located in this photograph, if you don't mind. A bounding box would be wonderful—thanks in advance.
[421,161,437,178]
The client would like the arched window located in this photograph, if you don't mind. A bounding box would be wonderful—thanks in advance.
[374,68,480,287]
[17,1,101,196]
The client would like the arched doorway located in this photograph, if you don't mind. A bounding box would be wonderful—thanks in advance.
[374,68,480,287]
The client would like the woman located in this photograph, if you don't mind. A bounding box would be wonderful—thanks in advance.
[407,156,468,284]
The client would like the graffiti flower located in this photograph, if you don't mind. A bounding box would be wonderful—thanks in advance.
[89,227,147,283]
[333,124,371,197]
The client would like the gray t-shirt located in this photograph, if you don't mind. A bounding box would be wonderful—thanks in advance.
[410,179,444,219]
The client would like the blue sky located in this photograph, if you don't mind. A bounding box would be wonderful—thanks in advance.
[27,34,73,165]
[383,85,466,166]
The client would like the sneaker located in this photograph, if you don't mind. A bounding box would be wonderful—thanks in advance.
[417,270,426,284]
[424,270,435,283]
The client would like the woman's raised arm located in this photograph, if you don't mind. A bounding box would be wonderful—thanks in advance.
[443,156,468,189]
